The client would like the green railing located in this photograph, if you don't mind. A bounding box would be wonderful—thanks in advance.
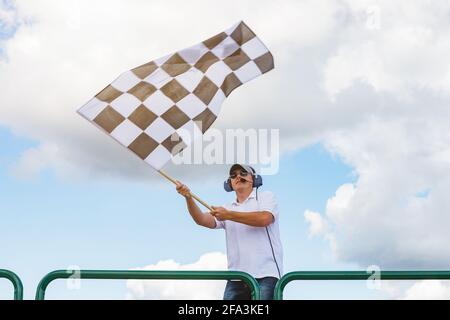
[0,269,24,300]
[274,270,450,300]
[3,268,449,300]
[35,269,260,300]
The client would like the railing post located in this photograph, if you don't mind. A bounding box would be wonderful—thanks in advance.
[274,270,450,300]
[0,269,24,300]
[35,269,260,300]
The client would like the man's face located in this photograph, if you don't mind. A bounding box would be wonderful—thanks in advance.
[229,169,253,192]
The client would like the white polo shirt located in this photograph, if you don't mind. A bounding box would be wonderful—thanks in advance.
[214,189,284,279]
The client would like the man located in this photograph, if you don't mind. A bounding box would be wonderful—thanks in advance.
[176,164,283,300]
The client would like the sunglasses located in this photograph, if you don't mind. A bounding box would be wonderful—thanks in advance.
[229,170,249,180]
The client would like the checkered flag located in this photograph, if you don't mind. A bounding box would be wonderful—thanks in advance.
[78,21,274,171]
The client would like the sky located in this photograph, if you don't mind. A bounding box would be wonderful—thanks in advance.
[1,0,450,300]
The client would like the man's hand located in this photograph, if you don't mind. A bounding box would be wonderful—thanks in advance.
[211,206,231,221]
[175,180,192,199]
[211,207,274,227]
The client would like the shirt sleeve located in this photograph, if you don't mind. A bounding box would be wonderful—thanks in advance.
[212,204,227,229]
[258,191,279,222]
[214,217,225,229]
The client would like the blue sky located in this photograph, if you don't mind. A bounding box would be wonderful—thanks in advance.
[0,0,15,47]
[0,1,371,299]
[0,125,388,300]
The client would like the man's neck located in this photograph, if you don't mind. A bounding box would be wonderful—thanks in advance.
[236,188,253,203]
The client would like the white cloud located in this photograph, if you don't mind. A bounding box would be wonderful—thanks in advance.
[0,0,348,180]
[401,280,450,300]
[0,0,18,29]
[0,8,15,28]
[304,210,328,237]
[2,0,450,181]
[365,279,450,300]
[297,0,450,274]
[307,113,450,268]
[126,252,227,300]
[9,142,58,178]
[324,0,450,99]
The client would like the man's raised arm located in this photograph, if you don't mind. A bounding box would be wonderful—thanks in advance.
[176,181,216,229]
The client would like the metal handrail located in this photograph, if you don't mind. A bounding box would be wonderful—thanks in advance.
[35,269,260,300]
[0,269,24,300]
[274,270,450,300]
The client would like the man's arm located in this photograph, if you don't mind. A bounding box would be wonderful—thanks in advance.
[176,181,216,229]
[211,207,273,227]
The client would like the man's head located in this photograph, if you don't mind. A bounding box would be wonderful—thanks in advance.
[228,164,255,193]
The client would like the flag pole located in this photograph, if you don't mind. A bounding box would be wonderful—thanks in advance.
[157,169,213,211]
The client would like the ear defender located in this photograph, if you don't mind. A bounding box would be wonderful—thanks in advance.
[224,178,233,192]
[253,174,263,188]
[248,166,263,188]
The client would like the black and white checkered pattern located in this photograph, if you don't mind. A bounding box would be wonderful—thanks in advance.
[78,21,274,170]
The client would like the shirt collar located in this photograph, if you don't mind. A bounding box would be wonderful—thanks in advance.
[232,188,257,206]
